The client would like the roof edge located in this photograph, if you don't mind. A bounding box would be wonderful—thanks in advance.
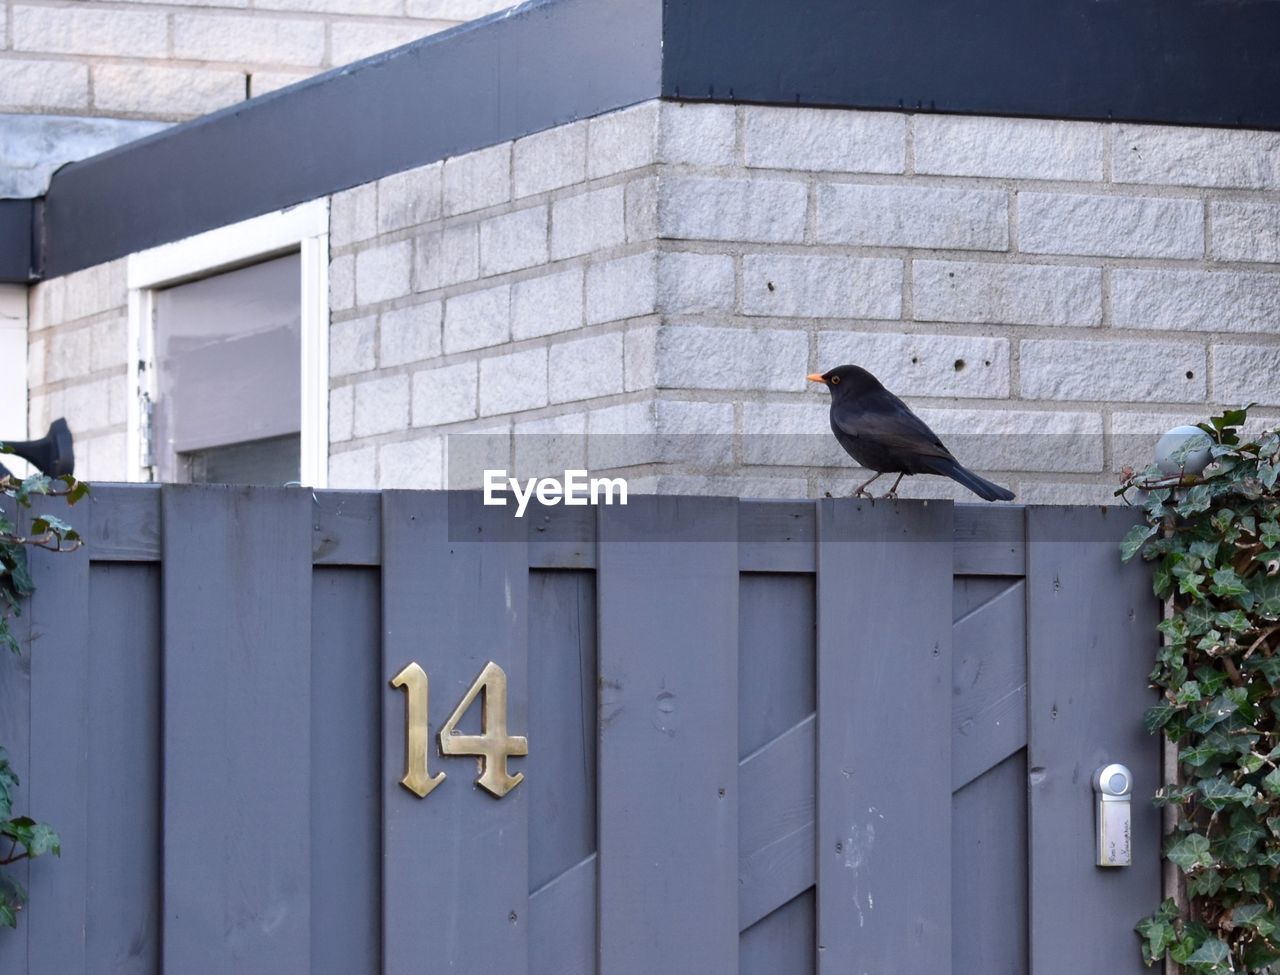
[40,0,663,278]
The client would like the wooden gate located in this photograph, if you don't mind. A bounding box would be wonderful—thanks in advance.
[0,487,1160,974]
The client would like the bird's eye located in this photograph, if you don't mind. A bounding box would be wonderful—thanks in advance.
[830,375,840,385]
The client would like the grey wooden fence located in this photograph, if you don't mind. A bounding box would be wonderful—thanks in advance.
[0,486,1160,974]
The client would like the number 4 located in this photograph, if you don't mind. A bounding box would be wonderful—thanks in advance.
[439,662,529,798]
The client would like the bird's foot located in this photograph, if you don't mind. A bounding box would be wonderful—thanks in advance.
[881,489,899,500]
[851,488,874,500]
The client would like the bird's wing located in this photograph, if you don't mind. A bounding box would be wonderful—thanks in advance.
[831,389,956,462]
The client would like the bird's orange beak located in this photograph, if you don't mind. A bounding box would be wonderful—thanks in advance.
[807,373,826,384]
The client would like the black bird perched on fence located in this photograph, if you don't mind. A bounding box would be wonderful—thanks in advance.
[808,365,1015,502]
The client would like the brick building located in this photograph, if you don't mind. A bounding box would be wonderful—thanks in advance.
[2,0,1278,500]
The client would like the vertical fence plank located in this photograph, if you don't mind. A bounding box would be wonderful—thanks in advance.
[311,567,381,975]
[1026,507,1161,975]
[0,498,31,973]
[596,496,739,975]
[381,491,529,975]
[26,498,91,975]
[816,499,953,975]
[87,563,161,975]
[161,486,313,975]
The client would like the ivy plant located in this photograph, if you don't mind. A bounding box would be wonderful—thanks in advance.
[0,451,88,929]
[1119,408,1280,973]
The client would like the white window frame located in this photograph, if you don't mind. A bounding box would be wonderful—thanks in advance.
[0,285,31,477]
[126,200,329,486]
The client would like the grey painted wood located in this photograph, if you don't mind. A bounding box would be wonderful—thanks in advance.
[816,499,953,975]
[1026,507,1161,975]
[738,715,815,929]
[953,576,1019,621]
[25,498,90,975]
[526,504,595,570]
[310,568,380,975]
[312,491,381,566]
[597,496,739,975]
[530,855,596,975]
[739,573,814,758]
[380,491,529,975]
[528,571,596,892]
[87,564,161,975]
[161,486,313,975]
[952,580,1027,791]
[954,504,1025,576]
[0,487,1176,974]
[739,502,817,574]
[953,752,1028,975]
[83,485,160,562]
[0,501,31,973]
[740,888,816,975]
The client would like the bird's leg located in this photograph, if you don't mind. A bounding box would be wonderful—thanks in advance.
[851,472,884,499]
[882,473,906,499]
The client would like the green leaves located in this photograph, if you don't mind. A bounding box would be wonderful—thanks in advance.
[1122,522,1159,562]
[1,471,87,933]
[1124,408,1280,972]
[1168,833,1214,871]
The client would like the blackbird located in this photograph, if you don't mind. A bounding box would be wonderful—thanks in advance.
[808,365,1015,502]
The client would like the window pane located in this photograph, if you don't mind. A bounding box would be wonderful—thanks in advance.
[183,434,301,486]
[153,252,301,482]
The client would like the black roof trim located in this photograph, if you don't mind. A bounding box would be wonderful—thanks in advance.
[38,0,661,279]
[663,0,1280,131]
[0,200,35,283]
[5,0,1278,282]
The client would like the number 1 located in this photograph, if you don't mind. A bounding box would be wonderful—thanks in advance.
[390,662,446,798]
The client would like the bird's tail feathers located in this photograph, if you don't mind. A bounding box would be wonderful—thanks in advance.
[935,459,1016,502]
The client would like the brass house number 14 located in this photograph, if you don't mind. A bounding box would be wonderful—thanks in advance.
[390,661,528,799]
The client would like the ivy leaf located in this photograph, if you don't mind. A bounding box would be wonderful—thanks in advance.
[1168,832,1215,871]
[1183,603,1216,635]
[1189,538,1222,562]
[1122,523,1159,561]
[6,545,33,598]
[1252,576,1280,620]
[1252,655,1280,688]
[1176,680,1203,704]
[1155,784,1198,805]
[1186,935,1230,966]
[1136,902,1180,964]
[1228,816,1268,855]
[1263,768,1280,798]
[1187,697,1237,734]
[1215,609,1251,633]
[1226,866,1262,892]
[1261,519,1280,548]
[1187,869,1224,898]
[1198,776,1249,811]
[1179,740,1222,769]
[1179,484,1215,516]
[1146,701,1178,734]
[1210,567,1250,600]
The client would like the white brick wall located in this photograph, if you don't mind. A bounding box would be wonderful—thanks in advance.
[1,0,513,122]
[25,259,128,481]
[321,101,1280,494]
[29,101,1280,497]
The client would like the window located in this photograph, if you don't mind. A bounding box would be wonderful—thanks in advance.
[126,202,329,486]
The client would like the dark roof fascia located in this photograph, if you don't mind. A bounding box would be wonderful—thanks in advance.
[5,0,1279,284]
[662,0,1280,130]
[35,0,662,279]
[0,200,36,283]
